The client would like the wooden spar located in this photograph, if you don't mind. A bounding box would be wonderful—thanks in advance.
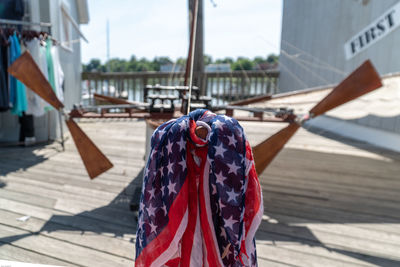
[93,93,144,114]
[8,51,113,179]
[144,60,382,176]
[88,59,382,177]
[185,0,204,93]
[65,118,113,179]
[8,51,64,110]
[252,60,382,175]
[184,0,197,86]
[186,0,199,114]
[229,94,273,106]
[309,60,382,116]
[253,123,300,174]
[93,93,134,105]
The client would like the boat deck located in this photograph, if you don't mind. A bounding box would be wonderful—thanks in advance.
[1,119,400,266]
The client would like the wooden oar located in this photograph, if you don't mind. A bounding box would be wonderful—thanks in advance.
[93,93,138,105]
[8,52,64,110]
[8,51,113,179]
[65,118,113,178]
[253,60,382,175]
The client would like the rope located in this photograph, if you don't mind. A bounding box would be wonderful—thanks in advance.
[255,35,347,90]
[187,0,199,115]
[281,39,347,76]
[281,50,331,85]
[277,60,309,89]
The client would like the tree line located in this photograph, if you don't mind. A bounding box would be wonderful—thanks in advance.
[82,54,278,72]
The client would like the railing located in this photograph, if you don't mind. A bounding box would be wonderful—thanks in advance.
[82,70,279,105]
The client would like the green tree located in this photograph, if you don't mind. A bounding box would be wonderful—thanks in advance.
[126,56,138,71]
[84,59,105,72]
[152,56,173,71]
[253,56,265,65]
[136,58,153,72]
[266,54,279,64]
[203,54,213,65]
[232,57,254,71]
[106,58,127,72]
[215,57,234,65]
[82,54,279,73]
[176,57,187,68]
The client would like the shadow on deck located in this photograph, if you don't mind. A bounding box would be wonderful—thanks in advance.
[0,168,143,246]
[0,145,51,177]
[1,124,400,266]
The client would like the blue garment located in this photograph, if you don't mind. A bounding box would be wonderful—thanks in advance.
[9,32,27,116]
[0,43,8,111]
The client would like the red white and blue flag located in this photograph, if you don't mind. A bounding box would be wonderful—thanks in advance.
[135,109,263,266]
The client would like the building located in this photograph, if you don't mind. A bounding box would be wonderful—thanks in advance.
[160,64,183,73]
[0,0,88,143]
[278,0,400,151]
[205,63,231,72]
[279,0,400,92]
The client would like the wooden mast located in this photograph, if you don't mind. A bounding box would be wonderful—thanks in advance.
[186,0,204,95]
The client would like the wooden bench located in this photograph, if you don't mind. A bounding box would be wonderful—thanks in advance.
[147,94,178,112]
[144,84,211,113]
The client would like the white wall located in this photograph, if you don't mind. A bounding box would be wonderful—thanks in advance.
[278,0,400,137]
[279,0,400,92]
[48,0,83,109]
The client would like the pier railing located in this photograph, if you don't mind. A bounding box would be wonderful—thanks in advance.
[82,70,279,105]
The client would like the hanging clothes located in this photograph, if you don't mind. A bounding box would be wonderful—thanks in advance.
[40,39,52,111]
[51,45,64,102]
[136,110,263,267]
[8,32,27,116]
[45,38,56,91]
[43,38,57,111]
[24,38,48,117]
[0,0,24,20]
[0,32,8,111]
[19,112,35,144]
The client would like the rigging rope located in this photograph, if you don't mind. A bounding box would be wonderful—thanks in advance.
[256,35,349,90]
[186,0,199,115]
[281,50,332,85]
[281,40,347,77]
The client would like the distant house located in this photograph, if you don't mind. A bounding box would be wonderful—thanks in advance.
[254,62,278,71]
[0,0,89,143]
[205,63,231,72]
[160,64,183,73]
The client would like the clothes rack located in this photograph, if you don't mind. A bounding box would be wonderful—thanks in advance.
[0,18,51,28]
[0,18,65,150]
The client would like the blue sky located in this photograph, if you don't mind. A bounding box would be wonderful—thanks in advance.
[80,0,283,64]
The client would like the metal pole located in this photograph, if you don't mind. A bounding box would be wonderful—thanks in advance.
[58,110,65,151]
[106,19,110,70]
[0,18,51,27]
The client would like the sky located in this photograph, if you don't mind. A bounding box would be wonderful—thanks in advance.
[80,0,283,64]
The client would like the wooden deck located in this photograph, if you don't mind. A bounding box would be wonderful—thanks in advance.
[1,119,400,266]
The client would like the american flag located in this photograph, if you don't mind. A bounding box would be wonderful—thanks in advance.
[135,109,263,266]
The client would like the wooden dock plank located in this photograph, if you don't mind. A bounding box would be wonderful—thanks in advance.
[255,231,397,267]
[257,218,400,259]
[254,242,369,267]
[0,209,134,260]
[1,119,400,266]
[0,198,136,242]
[0,224,133,267]
[0,244,74,266]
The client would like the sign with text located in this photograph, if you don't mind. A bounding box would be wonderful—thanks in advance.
[344,2,400,60]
